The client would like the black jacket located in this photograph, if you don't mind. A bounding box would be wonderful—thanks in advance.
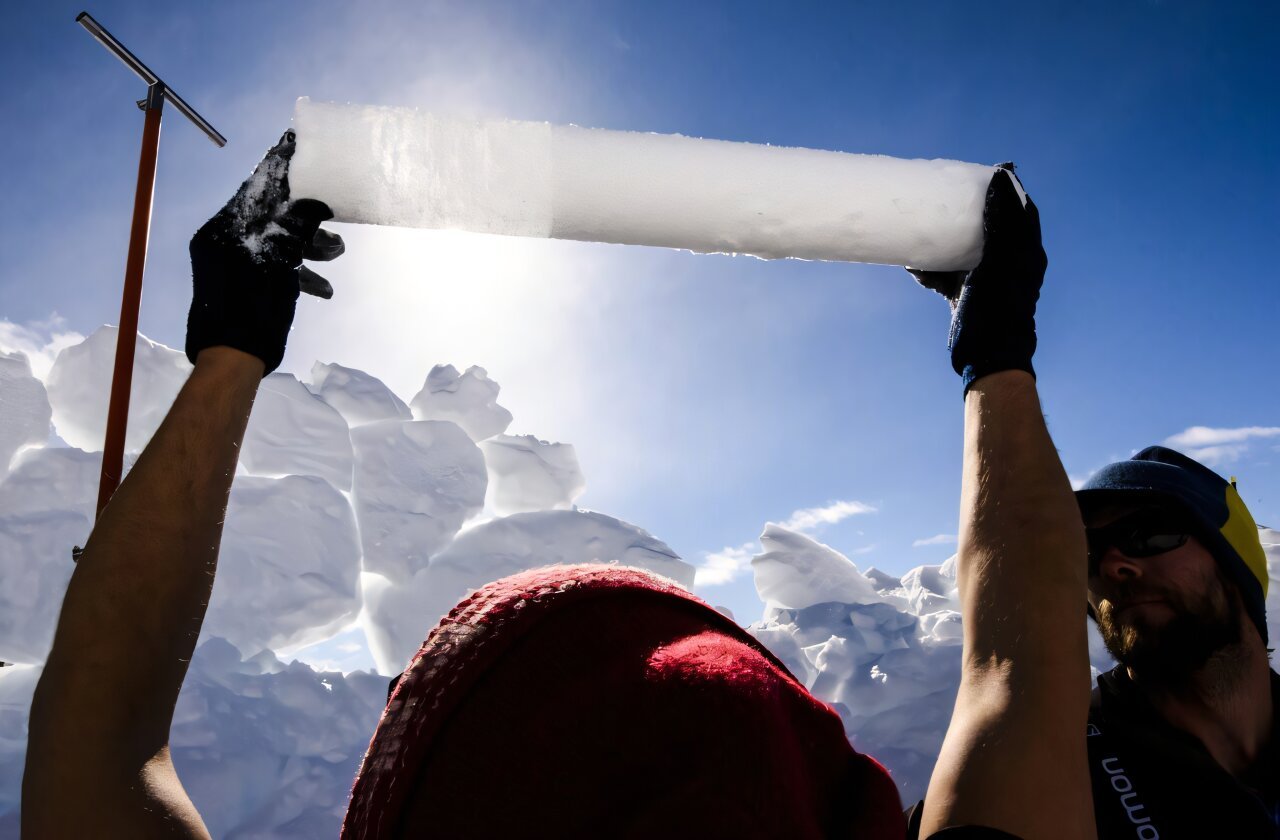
[906,668,1280,839]
[1087,666,1280,839]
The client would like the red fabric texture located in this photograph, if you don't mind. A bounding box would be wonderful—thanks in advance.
[343,564,905,839]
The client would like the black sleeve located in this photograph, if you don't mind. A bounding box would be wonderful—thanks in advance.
[926,827,1025,840]
[904,799,924,840]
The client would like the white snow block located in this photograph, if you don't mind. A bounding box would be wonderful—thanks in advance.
[362,509,693,674]
[291,97,1005,270]
[479,434,585,515]
[0,663,41,823]
[751,523,882,611]
[170,638,387,840]
[1262,528,1280,639]
[0,352,52,479]
[241,373,354,491]
[409,364,512,442]
[0,447,101,664]
[44,326,191,453]
[203,475,362,656]
[350,419,487,582]
[309,361,411,427]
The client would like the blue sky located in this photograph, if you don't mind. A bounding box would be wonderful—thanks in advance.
[3,1,1277,622]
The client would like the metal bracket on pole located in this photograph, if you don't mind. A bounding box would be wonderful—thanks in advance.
[137,80,166,113]
[76,11,226,534]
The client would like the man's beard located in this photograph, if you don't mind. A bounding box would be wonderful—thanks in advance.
[1095,568,1244,683]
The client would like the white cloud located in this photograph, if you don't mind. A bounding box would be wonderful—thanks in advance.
[0,315,84,380]
[912,533,957,548]
[693,542,756,587]
[778,499,877,533]
[1163,426,1280,467]
[1165,426,1280,447]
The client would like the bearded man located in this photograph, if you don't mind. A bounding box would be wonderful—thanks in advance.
[1078,446,1276,837]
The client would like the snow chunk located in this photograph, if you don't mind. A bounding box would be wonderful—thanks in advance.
[748,584,956,804]
[0,663,41,824]
[409,364,512,442]
[203,475,362,657]
[350,419,487,582]
[44,326,191,453]
[751,523,882,611]
[893,555,960,616]
[0,352,52,479]
[241,373,353,491]
[363,509,693,674]
[1262,528,1280,638]
[0,447,100,664]
[480,433,585,515]
[308,361,411,427]
[169,638,386,839]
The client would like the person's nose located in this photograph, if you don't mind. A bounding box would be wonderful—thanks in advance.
[1098,545,1143,582]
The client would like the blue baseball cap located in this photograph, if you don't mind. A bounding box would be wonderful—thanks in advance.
[1076,446,1268,644]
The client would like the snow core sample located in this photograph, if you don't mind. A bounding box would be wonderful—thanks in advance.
[289,98,1006,271]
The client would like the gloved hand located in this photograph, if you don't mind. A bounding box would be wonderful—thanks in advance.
[910,168,1046,395]
[186,130,345,375]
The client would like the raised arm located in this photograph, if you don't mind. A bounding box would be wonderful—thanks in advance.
[23,132,343,837]
[916,173,1096,839]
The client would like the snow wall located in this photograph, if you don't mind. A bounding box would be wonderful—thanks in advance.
[6,328,1277,838]
[289,97,1008,271]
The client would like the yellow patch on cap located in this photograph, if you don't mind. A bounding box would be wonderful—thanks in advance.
[1222,483,1268,597]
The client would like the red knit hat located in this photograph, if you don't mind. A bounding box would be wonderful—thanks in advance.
[343,564,904,838]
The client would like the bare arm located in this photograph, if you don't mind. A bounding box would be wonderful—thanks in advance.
[23,347,263,838]
[914,172,1095,837]
[920,370,1095,838]
[22,132,343,836]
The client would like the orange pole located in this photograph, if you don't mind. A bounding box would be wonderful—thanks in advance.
[96,92,164,519]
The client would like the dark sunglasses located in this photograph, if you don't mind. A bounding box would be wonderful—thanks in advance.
[1086,508,1190,571]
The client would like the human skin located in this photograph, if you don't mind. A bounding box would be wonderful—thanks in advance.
[920,370,1097,839]
[23,346,263,839]
[1086,510,1273,778]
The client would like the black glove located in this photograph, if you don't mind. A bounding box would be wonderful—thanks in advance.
[186,130,345,375]
[911,168,1046,395]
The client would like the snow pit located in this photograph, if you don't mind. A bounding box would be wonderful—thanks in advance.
[290,97,1006,270]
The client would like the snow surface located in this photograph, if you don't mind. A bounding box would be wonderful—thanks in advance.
[0,447,101,665]
[309,361,412,427]
[3,324,1277,834]
[479,433,585,515]
[290,98,1001,270]
[363,508,694,674]
[409,363,512,441]
[241,373,354,492]
[0,353,51,481]
[350,418,487,582]
[44,325,191,453]
[202,474,362,657]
